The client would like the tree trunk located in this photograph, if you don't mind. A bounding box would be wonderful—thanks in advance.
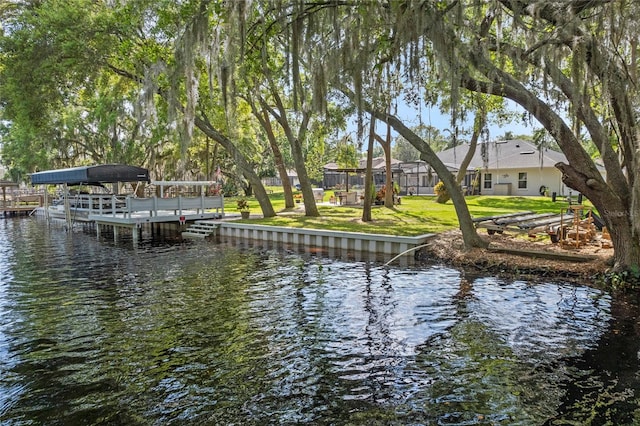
[383,123,394,207]
[268,90,320,217]
[606,211,640,272]
[362,116,376,222]
[209,139,219,181]
[373,124,394,207]
[258,104,294,208]
[463,70,640,270]
[194,115,276,218]
[372,110,487,249]
[437,112,486,204]
[291,137,320,216]
[433,20,640,271]
[246,93,295,209]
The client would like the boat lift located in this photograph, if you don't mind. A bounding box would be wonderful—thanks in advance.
[30,165,225,242]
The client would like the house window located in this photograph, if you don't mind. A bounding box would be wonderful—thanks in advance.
[518,172,528,189]
[483,173,492,189]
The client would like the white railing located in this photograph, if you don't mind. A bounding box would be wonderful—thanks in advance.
[121,194,225,218]
[54,194,128,215]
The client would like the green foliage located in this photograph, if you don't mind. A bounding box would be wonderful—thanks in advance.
[236,198,250,211]
[2,0,637,269]
[0,0,164,176]
[393,136,421,161]
[532,128,560,152]
[222,180,239,196]
[335,141,359,169]
[601,265,640,291]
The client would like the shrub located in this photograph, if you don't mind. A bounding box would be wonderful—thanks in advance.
[434,181,447,196]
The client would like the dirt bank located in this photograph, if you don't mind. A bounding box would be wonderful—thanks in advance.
[419,230,612,283]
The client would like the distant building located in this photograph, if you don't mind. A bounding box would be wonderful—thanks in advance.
[323,157,402,190]
[396,160,456,196]
[261,169,299,188]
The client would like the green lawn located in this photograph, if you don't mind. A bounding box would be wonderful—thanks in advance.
[227,190,588,237]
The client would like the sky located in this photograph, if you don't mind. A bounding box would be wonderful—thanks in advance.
[347,99,536,148]
[400,100,534,141]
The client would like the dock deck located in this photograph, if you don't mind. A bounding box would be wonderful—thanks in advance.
[1,196,43,216]
[88,194,224,225]
[35,193,225,243]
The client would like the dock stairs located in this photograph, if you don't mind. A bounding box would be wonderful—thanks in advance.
[182,220,221,239]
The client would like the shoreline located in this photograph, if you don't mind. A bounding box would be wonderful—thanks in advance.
[417,229,612,284]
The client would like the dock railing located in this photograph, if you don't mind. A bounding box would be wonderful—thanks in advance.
[53,194,127,215]
[119,194,225,218]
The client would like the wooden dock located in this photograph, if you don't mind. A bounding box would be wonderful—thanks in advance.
[2,206,39,216]
[1,181,44,217]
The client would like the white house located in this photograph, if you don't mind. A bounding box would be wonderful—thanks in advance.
[434,139,578,197]
[319,140,595,197]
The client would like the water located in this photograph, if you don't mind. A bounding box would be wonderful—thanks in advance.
[0,218,638,425]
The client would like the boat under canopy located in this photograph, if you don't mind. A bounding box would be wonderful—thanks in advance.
[30,164,150,186]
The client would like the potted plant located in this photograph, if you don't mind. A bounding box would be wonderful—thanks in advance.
[237,198,250,219]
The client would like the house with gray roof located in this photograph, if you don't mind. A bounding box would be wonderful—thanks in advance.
[435,139,578,197]
[399,139,587,197]
[319,140,590,197]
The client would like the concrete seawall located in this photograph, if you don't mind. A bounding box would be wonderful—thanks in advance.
[181,220,435,264]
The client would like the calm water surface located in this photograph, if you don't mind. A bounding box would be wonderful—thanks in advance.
[0,218,639,425]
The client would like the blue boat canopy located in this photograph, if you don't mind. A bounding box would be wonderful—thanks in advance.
[30,164,150,186]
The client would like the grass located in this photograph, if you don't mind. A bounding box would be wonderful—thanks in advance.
[226,189,589,237]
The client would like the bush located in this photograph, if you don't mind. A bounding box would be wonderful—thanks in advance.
[434,181,447,196]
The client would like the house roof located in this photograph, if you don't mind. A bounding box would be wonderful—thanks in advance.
[436,139,568,170]
[398,160,459,174]
[30,164,150,185]
[324,157,401,172]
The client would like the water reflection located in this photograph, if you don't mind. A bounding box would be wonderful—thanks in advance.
[0,218,636,424]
